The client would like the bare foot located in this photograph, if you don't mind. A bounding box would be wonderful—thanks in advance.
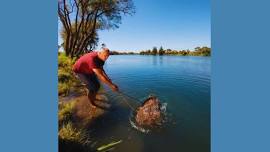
[91,104,97,109]
[93,100,111,109]
[100,102,111,109]
[95,94,109,102]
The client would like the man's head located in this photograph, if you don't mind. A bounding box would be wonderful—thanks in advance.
[98,48,110,61]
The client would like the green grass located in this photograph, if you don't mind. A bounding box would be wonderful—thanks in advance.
[58,53,83,96]
[58,53,106,152]
[59,122,88,144]
[58,54,93,151]
[59,122,92,152]
[58,100,95,152]
[58,100,77,126]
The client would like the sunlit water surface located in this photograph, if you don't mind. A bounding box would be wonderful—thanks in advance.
[89,55,210,152]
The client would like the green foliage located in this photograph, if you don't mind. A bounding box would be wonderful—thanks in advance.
[193,46,211,56]
[158,46,164,55]
[58,53,82,96]
[110,51,137,55]
[58,83,71,96]
[108,46,211,56]
[59,122,91,152]
[110,51,120,55]
[58,69,72,83]
[59,122,87,143]
[58,100,95,152]
[58,100,77,126]
[58,53,75,71]
[139,46,211,56]
[152,47,158,55]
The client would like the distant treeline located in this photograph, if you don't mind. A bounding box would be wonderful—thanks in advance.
[110,46,211,56]
[110,51,137,55]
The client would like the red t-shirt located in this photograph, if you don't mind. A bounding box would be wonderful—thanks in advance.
[73,52,104,74]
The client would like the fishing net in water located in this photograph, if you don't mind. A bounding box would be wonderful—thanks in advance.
[129,95,167,133]
[135,96,162,125]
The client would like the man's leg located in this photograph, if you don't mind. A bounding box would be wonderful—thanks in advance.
[76,73,109,109]
[87,90,98,107]
[75,73,98,107]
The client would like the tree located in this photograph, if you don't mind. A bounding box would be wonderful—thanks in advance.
[195,47,201,51]
[152,47,157,55]
[158,46,164,55]
[60,22,99,55]
[193,46,211,56]
[58,0,135,58]
[166,49,172,54]
[180,50,188,56]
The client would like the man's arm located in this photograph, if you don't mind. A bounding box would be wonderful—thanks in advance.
[101,67,111,82]
[93,68,118,91]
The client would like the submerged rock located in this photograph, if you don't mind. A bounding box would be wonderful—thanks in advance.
[135,96,162,126]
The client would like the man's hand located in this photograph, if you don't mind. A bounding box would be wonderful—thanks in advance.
[110,83,119,92]
[93,68,119,92]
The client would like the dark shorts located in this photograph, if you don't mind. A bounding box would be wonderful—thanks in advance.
[75,73,100,93]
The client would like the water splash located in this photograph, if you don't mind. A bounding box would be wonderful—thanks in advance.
[160,103,167,113]
[129,118,150,133]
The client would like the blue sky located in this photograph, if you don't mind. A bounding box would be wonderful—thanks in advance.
[58,0,210,52]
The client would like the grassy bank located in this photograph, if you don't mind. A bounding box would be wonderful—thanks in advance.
[58,53,107,152]
[58,54,91,152]
[58,99,91,152]
[59,97,108,152]
[58,53,84,96]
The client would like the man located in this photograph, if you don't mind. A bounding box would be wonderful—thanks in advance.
[73,48,119,107]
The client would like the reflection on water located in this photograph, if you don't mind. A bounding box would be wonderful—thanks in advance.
[151,55,164,66]
[152,55,157,66]
[93,55,210,152]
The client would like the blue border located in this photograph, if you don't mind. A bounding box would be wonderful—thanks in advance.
[0,1,57,152]
[212,0,270,151]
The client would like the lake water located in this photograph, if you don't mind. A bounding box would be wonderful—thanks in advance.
[90,55,210,152]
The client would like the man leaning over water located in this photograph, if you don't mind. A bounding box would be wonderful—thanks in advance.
[73,48,119,107]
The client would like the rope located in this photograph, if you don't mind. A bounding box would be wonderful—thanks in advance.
[100,90,140,111]
[118,91,142,104]
[117,91,142,111]
[121,95,136,111]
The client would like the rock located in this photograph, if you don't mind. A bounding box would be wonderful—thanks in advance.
[135,96,162,126]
